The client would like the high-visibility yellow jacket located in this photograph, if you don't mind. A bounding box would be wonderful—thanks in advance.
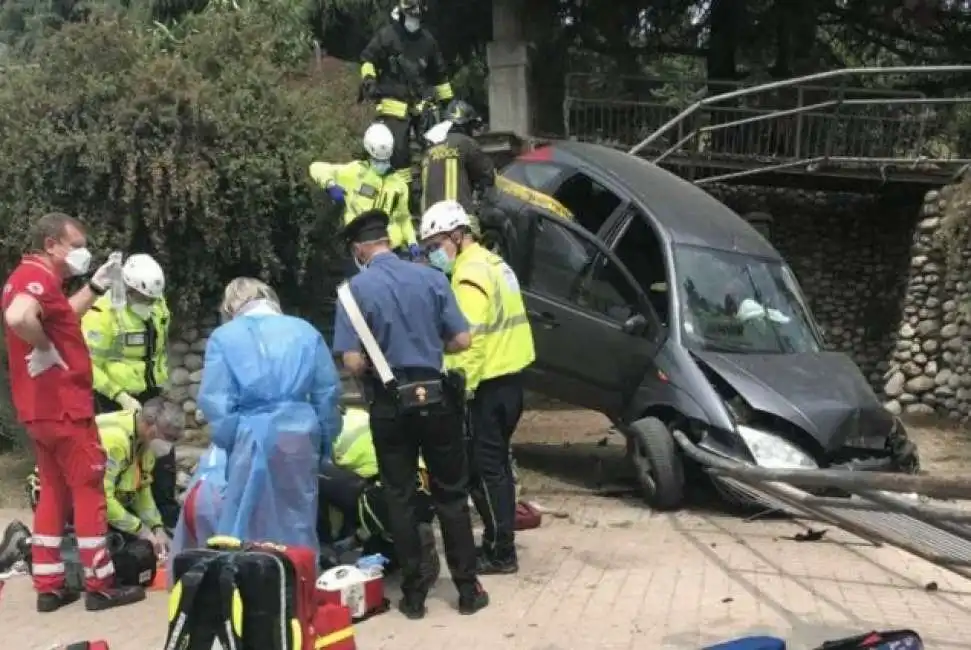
[333,407,378,479]
[81,294,170,400]
[309,160,416,249]
[445,243,535,393]
[98,410,163,534]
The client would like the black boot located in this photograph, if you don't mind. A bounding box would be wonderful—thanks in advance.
[0,520,31,574]
[397,591,427,620]
[37,589,81,613]
[476,543,518,575]
[457,580,489,615]
[84,586,146,611]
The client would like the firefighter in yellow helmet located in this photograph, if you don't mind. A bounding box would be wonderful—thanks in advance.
[309,123,419,271]
[418,200,535,575]
[81,253,179,531]
[359,0,454,183]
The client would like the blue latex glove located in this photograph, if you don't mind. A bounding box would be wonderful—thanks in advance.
[326,184,345,203]
[408,244,422,260]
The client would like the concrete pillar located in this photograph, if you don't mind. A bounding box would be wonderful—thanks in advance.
[487,0,531,136]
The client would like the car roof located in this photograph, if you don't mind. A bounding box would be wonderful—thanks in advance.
[543,141,782,259]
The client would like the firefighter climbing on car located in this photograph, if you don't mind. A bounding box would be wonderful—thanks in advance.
[359,0,455,185]
[309,123,420,272]
[420,100,497,231]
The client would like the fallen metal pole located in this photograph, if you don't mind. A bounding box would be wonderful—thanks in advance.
[726,475,971,578]
[672,434,971,501]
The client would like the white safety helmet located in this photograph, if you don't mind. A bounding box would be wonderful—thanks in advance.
[122,253,165,299]
[363,123,394,162]
[419,200,471,241]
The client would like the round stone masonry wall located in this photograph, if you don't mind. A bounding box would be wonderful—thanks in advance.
[884,184,971,420]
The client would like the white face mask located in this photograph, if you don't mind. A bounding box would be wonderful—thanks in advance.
[129,302,153,319]
[65,247,92,276]
[371,159,391,175]
[404,16,420,32]
[149,438,174,457]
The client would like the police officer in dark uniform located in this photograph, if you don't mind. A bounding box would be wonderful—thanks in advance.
[331,209,488,620]
[359,0,454,181]
[420,100,496,215]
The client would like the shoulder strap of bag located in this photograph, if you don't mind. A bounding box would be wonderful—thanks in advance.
[336,281,395,386]
[164,555,221,650]
[216,554,245,650]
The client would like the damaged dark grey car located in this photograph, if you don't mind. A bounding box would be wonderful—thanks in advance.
[477,139,919,510]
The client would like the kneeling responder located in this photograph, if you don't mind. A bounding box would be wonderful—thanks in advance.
[419,200,535,574]
[309,123,419,268]
[317,406,439,581]
[360,0,454,182]
[420,100,496,217]
[26,399,185,586]
[81,253,179,531]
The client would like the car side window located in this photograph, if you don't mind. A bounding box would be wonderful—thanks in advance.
[552,172,623,235]
[527,214,640,322]
[501,161,564,191]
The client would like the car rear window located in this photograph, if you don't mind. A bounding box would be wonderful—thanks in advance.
[501,161,563,191]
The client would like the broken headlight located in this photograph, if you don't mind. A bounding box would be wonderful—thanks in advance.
[737,425,817,470]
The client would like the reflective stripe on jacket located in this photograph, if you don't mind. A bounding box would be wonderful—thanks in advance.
[445,243,535,392]
[98,409,162,534]
[82,294,170,400]
[309,160,416,249]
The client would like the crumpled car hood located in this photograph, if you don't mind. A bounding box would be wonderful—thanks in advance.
[692,350,893,451]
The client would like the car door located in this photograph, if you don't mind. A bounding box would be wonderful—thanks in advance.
[520,209,664,417]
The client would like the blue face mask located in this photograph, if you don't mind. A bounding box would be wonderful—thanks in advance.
[428,248,454,274]
[371,160,391,175]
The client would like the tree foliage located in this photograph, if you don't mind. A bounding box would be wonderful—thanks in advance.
[0,2,368,322]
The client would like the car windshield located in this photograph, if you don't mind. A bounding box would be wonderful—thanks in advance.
[674,245,820,354]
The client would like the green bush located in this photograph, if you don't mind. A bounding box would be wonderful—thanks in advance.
[0,3,369,322]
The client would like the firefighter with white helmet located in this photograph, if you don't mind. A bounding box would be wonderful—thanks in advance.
[81,252,179,529]
[419,200,535,574]
[309,122,419,270]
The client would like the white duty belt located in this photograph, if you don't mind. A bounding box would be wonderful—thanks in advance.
[336,282,395,387]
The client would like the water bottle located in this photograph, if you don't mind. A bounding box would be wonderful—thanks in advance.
[108,251,125,310]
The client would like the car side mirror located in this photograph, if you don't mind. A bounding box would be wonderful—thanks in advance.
[622,313,648,336]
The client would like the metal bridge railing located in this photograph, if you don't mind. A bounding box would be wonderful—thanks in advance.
[563,67,971,180]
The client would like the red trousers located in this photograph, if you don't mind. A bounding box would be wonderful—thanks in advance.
[27,418,115,593]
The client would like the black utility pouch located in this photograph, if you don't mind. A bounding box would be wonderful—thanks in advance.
[395,378,445,411]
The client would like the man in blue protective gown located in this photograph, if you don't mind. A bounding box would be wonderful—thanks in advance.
[169,445,228,566]
[197,277,342,551]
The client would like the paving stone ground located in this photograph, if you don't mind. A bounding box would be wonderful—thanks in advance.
[2,411,969,649]
[3,498,969,650]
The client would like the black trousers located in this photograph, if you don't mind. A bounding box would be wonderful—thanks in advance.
[94,389,180,530]
[370,401,476,595]
[468,373,524,559]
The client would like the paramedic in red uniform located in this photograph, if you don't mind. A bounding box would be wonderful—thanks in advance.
[2,212,146,613]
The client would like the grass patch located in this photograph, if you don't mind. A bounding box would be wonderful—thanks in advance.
[0,450,32,509]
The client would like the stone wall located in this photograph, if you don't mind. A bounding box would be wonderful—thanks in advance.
[705,184,919,392]
[166,316,218,448]
[883,183,971,420]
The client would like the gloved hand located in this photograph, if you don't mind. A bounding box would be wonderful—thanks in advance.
[136,525,156,545]
[326,183,345,203]
[90,256,120,291]
[151,527,172,558]
[116,393,142,412]
[359,76,377,101]
[408,243,422,260]
[25,345,68,378]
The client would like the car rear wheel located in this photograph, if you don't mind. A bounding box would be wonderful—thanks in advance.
[627,417,685,511]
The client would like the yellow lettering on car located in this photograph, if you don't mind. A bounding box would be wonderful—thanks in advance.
[495,176,574,221]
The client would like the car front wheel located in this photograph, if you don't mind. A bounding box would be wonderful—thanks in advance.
[627,417,685,511]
